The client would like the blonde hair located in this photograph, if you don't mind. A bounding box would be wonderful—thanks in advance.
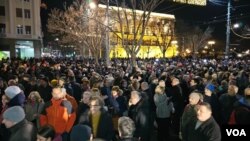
[28,91,43,102]
[245,88,250,96]
[155,85,165,95]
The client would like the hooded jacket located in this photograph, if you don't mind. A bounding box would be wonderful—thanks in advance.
[40,98,76,134]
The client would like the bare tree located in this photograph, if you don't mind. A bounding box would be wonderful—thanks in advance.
[189,26,214,56]
[47,0,106,64]
[176,21,214,57]
[103,0,165,66]
[149,19,175,58]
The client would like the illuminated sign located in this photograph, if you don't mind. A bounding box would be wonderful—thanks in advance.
[173,0,206,6]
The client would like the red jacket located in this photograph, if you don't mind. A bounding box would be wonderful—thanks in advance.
[40,98,76,134]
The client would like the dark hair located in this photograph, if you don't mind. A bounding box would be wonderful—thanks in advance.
[38,125,55,139]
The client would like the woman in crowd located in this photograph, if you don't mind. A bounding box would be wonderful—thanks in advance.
[24,91,44,128]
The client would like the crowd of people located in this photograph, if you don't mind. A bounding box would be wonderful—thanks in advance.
[0,57,249,141]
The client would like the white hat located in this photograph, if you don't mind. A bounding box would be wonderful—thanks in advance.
[5,86,22,99]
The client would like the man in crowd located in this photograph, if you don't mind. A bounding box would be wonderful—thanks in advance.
[2,106,37,141]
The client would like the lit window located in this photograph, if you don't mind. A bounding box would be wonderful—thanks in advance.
[17,25,23,34]
[25,26,31,34]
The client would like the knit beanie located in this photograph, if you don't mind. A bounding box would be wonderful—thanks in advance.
[205,84,215,93]
[3,106,25,123]
[5,86,22,99]
[50,79,58,88]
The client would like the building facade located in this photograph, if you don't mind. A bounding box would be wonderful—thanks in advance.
[0,0,42,59]
[97,4,176,58]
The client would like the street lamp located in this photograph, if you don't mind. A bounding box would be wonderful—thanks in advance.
[208,40,215,57]
[89,1,97,9]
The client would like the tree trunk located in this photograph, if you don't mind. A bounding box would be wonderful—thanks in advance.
[131,52,137,67]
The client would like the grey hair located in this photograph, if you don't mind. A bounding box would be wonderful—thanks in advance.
[118,116,135,138]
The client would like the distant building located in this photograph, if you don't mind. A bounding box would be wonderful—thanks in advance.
[98,4,177,58]
[0,0,42,59]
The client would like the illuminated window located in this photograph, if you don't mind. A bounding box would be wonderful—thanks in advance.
[17,25,23,34]
[173,0,206,6]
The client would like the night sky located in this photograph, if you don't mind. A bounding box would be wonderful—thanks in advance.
[41,0,250,50]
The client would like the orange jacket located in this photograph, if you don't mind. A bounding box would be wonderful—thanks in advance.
[40,98,76,134]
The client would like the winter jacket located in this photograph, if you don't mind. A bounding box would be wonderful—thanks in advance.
[186,117,221,141]
[154,93,173,118]
[8,119,37,141]
[40,98,76,134]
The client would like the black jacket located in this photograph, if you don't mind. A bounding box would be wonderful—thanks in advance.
[128,99,150,141]
[186,117,221,141]
[8,119,37,141]
[84,110,114,141]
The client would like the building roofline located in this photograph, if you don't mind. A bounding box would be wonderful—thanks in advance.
[98,4,175,19]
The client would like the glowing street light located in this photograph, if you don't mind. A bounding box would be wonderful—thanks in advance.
[208,40,215,57]
[233,23,240,29]
[89,2,97,9]
[208,40,215,45]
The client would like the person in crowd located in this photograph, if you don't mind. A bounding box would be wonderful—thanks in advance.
[110,86,127,116]
[40,86,76,141]
[51,79,78,112]
[229,87,250,124]
[75,91,91,124]
[219,84,238,124]
[128,90,150,141]
[37,75,52,102]
[0,77,7,96]
[37,124,57,141]
[185,102,221,141]
[68,76,83,104]
[0,94,9,123]
[168,77,185,135]
[2,106,37,141]
[70,124,92,141]
[118,116,137,141]
[87,96,114,140]
[100,77,113,107]
[203,84,221,124]
[0,94,10,140]
[180,92,203,141]
[154,82,173,141]
[24,91,44,128]
[81,77,91,93]
[189,77,203,94]
[5,85,26,107]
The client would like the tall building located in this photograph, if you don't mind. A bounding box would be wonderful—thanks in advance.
[0,0,42,59]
